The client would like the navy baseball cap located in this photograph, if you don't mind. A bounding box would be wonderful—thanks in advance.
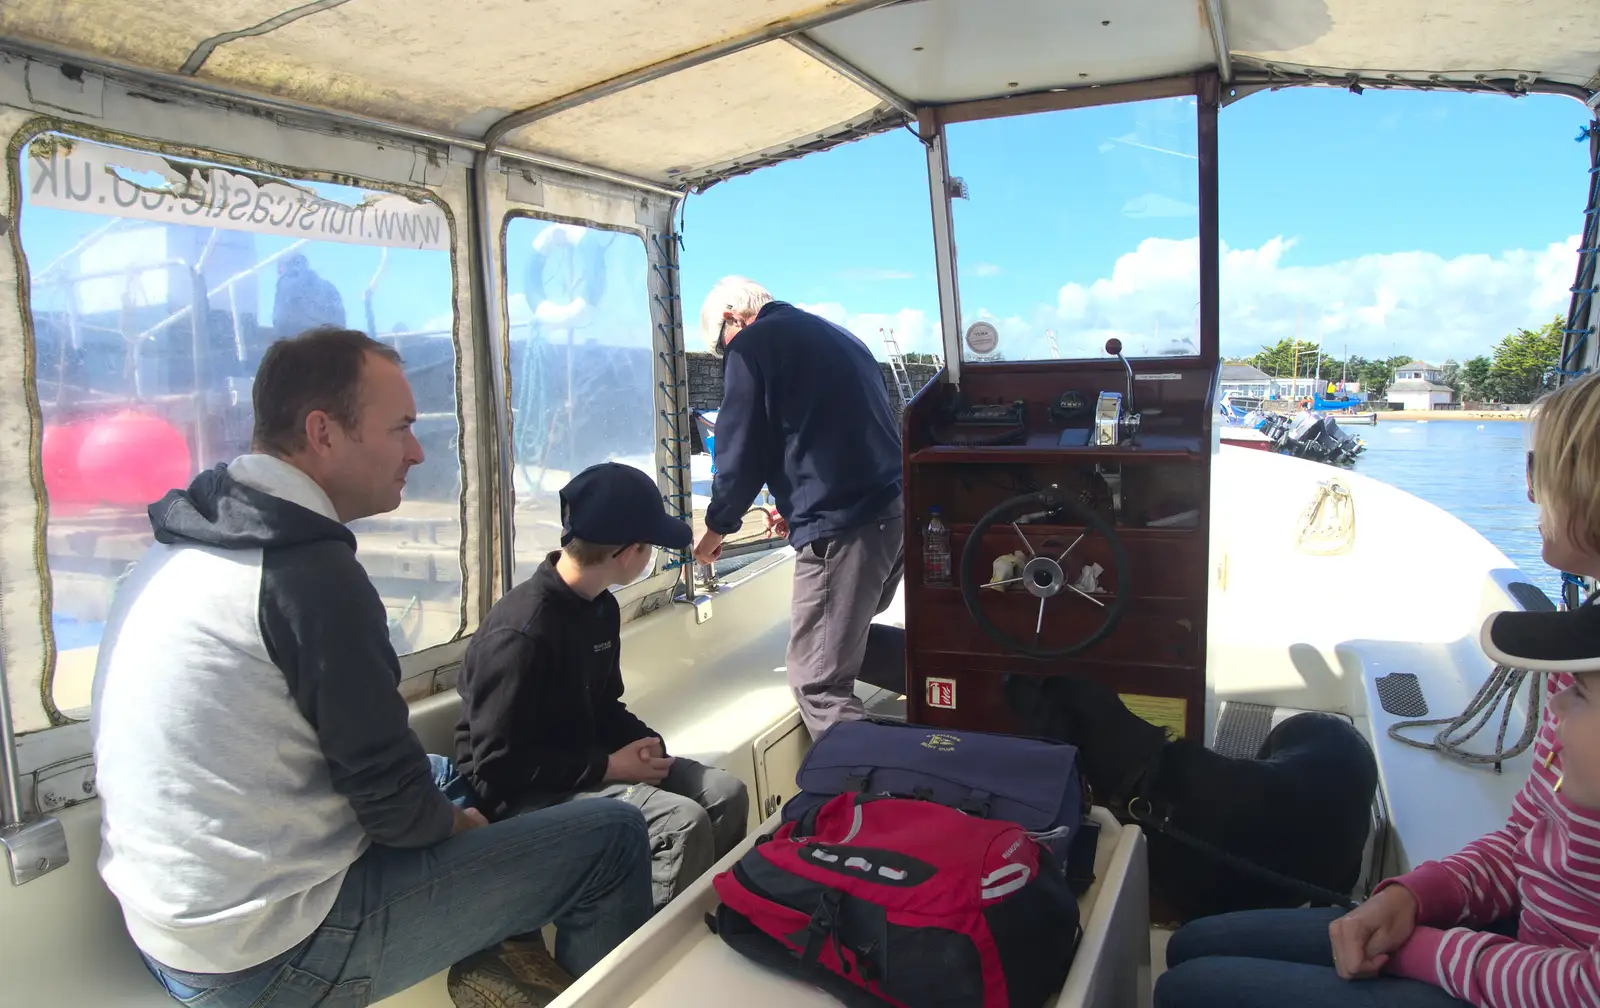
[559,462,692,550]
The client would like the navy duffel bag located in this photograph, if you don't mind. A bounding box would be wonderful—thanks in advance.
[779,718,1091,869]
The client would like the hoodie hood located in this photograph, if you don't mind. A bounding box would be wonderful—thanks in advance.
[148,457,355,553]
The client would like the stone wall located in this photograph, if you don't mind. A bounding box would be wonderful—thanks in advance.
[685,351,938,417]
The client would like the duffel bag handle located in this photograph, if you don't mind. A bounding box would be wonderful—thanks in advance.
[842,766,874,793]
[958,789,993,817]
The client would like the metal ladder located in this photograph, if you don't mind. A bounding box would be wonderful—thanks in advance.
[881,328,916,405]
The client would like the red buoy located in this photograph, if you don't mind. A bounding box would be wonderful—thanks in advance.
[77,411,193,508]
[40,422,91,507]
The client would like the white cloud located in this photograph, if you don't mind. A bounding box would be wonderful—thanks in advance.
[797,301,935,358]
[765,236,1579,366]
[799,236,1577,362]
[970,262,1004,277]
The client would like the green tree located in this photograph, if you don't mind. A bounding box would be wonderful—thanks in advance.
[1248,338,1339,380]
[1485,316,1563,404]
[1354,355,1413,400]
[1439,358,1461,391]
[1458,356,1492,401]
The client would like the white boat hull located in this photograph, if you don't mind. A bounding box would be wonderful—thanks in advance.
[4,447,1540,1008]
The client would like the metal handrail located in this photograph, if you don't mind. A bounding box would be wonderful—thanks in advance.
[0,631,26,828]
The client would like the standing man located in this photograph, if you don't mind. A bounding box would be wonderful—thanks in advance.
[690,277,905,738]
[273,251,346,338]
[92,327,651,1008]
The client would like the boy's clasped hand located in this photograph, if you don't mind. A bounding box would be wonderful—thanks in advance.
[606,736,674,785]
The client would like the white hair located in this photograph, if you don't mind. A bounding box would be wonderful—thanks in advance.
[699,276,772,356]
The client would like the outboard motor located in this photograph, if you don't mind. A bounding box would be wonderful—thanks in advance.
[1284,412,1325,458]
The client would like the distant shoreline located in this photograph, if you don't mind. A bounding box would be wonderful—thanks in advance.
[1375,409,1528,422]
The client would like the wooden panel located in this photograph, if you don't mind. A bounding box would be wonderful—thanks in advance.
[905,661,1202,735]
[900,353,1216,741]
[916,589,1201,667]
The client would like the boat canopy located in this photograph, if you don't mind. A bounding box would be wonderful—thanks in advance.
[2,0,1596,194]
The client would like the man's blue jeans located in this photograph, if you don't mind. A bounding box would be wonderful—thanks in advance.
[141,757,653,1006]
[1155,907,1471,1008]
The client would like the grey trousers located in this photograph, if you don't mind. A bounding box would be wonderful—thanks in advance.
[787,514,906,739]
[519,757,748,913]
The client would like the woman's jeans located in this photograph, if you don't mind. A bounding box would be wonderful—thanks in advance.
[140,756,653,1006]
[1155,907,1471,1008]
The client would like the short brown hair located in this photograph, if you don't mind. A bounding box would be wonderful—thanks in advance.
[562,539,627,567]
[1530,371,1600,552]
[252,327,401,456]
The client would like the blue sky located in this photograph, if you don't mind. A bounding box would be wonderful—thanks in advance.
[679,87,1591,364]
[20,86,1592,368]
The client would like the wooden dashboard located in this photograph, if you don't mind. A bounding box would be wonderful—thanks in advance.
[901,354,1220,741]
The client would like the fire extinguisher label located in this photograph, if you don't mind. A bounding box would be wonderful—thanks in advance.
[925,677,957,710]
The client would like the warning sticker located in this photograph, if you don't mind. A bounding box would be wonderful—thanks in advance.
[926,677,957,710]
[1119,693,1187,740]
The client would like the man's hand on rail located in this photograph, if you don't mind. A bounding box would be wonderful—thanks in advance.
[693,531,725,565]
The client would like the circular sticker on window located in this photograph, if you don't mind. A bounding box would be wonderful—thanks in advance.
[965,321,999,356]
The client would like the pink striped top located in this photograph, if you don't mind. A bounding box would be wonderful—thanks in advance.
[1375,671,1600,1006]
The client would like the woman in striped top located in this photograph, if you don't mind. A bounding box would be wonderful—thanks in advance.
[1155,372,1600,1008]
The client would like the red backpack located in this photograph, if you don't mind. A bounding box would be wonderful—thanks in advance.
[709,792,1080,1008]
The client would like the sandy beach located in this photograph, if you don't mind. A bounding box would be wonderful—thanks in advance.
[1376,409,1529,422]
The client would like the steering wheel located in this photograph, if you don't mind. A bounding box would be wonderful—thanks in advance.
[958,486,1132,658]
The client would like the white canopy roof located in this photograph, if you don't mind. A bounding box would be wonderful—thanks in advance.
[2,0,1596,191]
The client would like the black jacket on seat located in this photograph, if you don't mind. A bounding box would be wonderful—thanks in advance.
[453,553,657,819]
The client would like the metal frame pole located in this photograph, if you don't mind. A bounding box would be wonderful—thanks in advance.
[1197,75,1221,364]
[0,648,24,830]
[920,115,964,384]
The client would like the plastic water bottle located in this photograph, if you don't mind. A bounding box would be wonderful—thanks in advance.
[924,507,952,586]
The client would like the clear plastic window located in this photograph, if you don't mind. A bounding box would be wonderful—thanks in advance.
[20,131,464,715]
[503,217,659,583]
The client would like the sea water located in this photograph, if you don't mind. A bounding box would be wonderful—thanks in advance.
[1355,419,1557,600]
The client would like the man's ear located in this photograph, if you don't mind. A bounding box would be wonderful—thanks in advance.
[302,409,336,457]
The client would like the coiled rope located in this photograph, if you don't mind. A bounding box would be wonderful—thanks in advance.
[1386,664,1543,771]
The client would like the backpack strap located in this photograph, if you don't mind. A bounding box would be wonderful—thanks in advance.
[958,789,993,817]
[795,803,823,840]
[842,766,874,793]
[798,890,843,970]
[794,793,891,841]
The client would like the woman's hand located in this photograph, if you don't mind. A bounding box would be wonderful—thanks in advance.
[1329,886,1420,980]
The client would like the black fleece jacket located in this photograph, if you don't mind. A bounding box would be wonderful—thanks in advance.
[453,553,658,819]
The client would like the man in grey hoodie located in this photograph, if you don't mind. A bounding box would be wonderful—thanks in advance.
[91,327,652,1008]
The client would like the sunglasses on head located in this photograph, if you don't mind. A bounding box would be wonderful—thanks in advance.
[1527,449,1536,503]
[715,305,744,355]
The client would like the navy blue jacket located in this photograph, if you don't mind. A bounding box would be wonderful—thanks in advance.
[705,301,902,548]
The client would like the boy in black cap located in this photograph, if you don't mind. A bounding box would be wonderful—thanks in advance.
[454,462,749,914]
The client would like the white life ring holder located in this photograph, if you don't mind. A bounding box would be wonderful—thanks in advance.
[525,224,606,329]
